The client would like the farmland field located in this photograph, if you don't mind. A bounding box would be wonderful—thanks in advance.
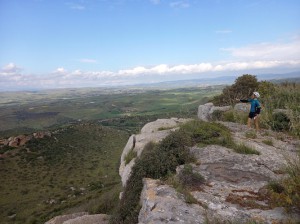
[0,86,223,137]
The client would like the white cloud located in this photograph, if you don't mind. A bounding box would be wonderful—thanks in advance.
[1,63,21,74]
[170,1,190,8]
[222,38,300,61]
[79,58,98,63]
[54,67,67,74]
[1,58,300,91]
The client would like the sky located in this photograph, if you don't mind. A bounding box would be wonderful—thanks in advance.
[0,0,300,90]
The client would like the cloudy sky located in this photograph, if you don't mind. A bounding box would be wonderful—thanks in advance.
[0,0,300,90]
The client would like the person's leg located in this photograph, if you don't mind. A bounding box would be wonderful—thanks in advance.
[255,115,260,131]
[247,117,252,128]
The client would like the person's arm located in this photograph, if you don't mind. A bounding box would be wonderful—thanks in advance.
[238,99,249,103]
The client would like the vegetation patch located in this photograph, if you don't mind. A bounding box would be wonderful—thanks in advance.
[164,174,201,205]
[124,149,137,165]
[231,143,260,155]
[245,130,257,139]
[158,126,177,131]
[178,164,205,191]
[271,112,290,132]
[268,151,300,211]
[262,139,273,146]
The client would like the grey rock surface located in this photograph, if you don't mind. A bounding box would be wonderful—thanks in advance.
[138,121,300,224]
[45,212,88,224]
[45,213,109,224]
[197,103,231,121]
[63,214,109,224]
[234,103,251,112]
[138,178,206,224]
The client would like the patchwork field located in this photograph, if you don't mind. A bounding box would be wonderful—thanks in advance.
[0,86,223,137]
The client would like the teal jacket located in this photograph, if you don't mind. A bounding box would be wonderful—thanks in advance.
[240,98,261,113]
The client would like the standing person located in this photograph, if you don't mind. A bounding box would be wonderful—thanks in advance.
[237,92,261,131]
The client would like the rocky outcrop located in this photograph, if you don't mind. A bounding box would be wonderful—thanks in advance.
[139,178,206,224]
[45,212,109,224]
[0,131,51,148]
[234,103,251,112]
[197,103,231,121]
[119,118,191,187]
[137,121,300,223]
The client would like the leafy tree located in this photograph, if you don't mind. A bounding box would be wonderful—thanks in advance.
[213,74,259,106]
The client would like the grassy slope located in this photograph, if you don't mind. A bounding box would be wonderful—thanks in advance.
[0,123,129,224]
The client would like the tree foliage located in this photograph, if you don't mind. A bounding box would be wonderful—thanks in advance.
[213,74,259,106]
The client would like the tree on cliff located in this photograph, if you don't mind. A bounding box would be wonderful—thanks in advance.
[213,74,259,106]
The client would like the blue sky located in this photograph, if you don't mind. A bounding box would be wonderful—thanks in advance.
[0,0,300,90]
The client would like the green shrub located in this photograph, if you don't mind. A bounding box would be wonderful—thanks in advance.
[89,185,121,214]
[211,110,224,121]
[0,145,14,154]
[269,151,300,211]
[245,130,257,139]
[223,110,235,122]
[271,112,290,131]
[124,150,137,165]
[178,164,205,190]
[258,82,300,137]
[231,143,260,155]
[179,120,232,146]
[262,139,273,146]
[268,181,285,194]
[164,174,200,205]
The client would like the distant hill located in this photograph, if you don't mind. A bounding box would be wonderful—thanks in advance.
[129,71,300,89]
[0,122,129,224]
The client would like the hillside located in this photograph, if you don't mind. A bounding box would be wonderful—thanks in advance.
[0,123,129,224]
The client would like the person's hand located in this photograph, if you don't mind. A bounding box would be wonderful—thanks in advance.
[235,98,240,101]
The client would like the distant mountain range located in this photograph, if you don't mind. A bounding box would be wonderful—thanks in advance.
[127,71,300,89]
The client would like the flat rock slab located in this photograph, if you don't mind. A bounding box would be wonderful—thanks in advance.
[45,213,109,224]
[138,121,300,223]
[139,178,205,224]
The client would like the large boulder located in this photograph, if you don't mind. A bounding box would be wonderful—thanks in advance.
[197,103,231,121]
[197,103,214,121]
[234,103,250,113]
[8,135,32,147]
[0,131,51,148]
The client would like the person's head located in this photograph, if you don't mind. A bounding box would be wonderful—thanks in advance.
[252,92,260,99]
